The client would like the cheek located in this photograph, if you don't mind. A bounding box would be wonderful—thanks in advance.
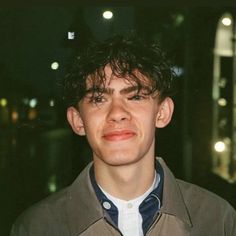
[82,112,103,137]
[138,108,158,127]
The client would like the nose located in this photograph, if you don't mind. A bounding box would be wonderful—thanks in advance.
[106,99,131,123]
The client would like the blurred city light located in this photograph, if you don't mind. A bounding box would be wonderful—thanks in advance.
[103,10,113,20]
[68,31,75,40]
[172,66,184,76]
[48,175,57,193]
[28,109,37,120]
[11,110,19,123]
[215,13,233,57]
[29,98,38,108]
[49,99,55,107]
[48,182,57,193]
[0,98,7,107]
[214,141,226,152]
[219,118,227,128]
[174,14,184,26]
[218,98,227,106]
[218,78,227,88]
[22,98,29,105]
[51,62,59,70]
[222,17,232,26]
[11,137,17,147]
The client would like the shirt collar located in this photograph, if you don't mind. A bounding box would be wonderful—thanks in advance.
[89,166,119,225]
[90,160,163,202]
[89,159,164,233]
[139,160,164,234]
[97,171,159,212]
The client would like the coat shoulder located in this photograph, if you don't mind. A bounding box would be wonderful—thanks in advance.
[10,187,70,236]
[176,179,234,211]
[176,179,236,234]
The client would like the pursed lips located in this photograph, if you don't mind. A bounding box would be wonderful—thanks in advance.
[102,130,137,141]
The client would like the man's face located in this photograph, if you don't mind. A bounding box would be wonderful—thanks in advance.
[67,66,174,167]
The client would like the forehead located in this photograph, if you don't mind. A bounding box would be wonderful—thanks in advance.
[86,65,153,89]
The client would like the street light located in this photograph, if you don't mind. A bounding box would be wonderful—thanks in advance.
[222,17,232,26]
[214,141,226,152]
[0,98,7,107]
[51,62,59,70]
[103,10,113,20]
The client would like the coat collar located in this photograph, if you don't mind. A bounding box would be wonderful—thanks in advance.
[66,162,104,236]
[65,158,192,235]
[157,157,192,228]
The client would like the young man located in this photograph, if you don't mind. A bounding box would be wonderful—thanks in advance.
[11,34,236,236]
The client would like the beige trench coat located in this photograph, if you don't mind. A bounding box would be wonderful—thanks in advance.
[11,158,236,236]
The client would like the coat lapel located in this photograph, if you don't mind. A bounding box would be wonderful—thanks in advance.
[66,163,104,236]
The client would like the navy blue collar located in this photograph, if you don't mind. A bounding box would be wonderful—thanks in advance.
[89,160,164,235]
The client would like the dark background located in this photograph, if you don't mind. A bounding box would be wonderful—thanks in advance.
[1,2,236,235]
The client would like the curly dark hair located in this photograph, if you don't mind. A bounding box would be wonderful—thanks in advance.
[63,33,176,107]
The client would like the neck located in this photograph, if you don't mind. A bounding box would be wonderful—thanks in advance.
[94,156,155,201]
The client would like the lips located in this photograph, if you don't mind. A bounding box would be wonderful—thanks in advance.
[103,130,136,141]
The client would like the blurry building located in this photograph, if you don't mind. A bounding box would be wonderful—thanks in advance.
[212,12,236,183]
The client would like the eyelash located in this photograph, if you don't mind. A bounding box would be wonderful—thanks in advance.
[128,94,147,101]
[88,95,105,104]
[87,93,148,104]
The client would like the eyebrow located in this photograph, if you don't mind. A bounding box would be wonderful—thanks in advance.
[85,85,152,95]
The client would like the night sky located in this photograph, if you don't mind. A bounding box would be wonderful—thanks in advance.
[0,6,135,98]
[0,7,75,97]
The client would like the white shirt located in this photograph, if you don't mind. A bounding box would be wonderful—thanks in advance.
[99,173,160,236]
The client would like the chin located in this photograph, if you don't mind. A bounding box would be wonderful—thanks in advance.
[101,154,142,167]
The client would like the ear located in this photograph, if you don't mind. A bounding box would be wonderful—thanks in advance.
[155,97,174,128]
[67,106,86,136]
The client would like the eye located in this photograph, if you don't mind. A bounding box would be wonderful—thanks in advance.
[89,95,106,104]
[128,94,146,101]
